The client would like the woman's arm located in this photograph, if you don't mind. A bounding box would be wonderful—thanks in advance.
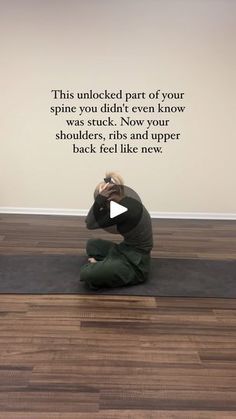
[85,184,118,230]
[85,194,112,229]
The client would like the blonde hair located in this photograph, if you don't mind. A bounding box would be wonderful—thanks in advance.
[94,172,124,199]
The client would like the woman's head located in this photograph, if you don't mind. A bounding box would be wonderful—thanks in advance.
[94,172,124,199]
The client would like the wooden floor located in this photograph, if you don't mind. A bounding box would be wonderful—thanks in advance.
[0,214,236,418]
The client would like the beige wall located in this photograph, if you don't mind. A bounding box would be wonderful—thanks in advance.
[1,0,235,215]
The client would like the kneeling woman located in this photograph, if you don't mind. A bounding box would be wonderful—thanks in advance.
[80,172,153,289]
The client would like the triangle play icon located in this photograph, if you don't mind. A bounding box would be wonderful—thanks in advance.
[110,201,128,219]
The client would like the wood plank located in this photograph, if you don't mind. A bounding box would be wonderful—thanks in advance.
[0,214,235,259]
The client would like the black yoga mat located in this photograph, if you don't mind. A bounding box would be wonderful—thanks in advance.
[0,254,235,297]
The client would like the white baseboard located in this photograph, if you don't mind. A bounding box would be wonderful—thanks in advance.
[0,207,235,220]
[150,211,236,220]
[0,207,88,217]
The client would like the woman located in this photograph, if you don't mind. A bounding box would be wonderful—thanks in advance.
[80,172,153,290]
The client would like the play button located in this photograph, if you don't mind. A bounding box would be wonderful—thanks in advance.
[110,201,128,219]
[89,183,143,234]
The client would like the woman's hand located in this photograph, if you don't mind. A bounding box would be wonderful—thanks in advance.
[98,182,123,202]
[98,183,117,200]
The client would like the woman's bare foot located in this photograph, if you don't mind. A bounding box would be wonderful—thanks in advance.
[88,257,97,264]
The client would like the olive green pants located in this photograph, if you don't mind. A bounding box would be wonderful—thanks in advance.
[80,239,150,290]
